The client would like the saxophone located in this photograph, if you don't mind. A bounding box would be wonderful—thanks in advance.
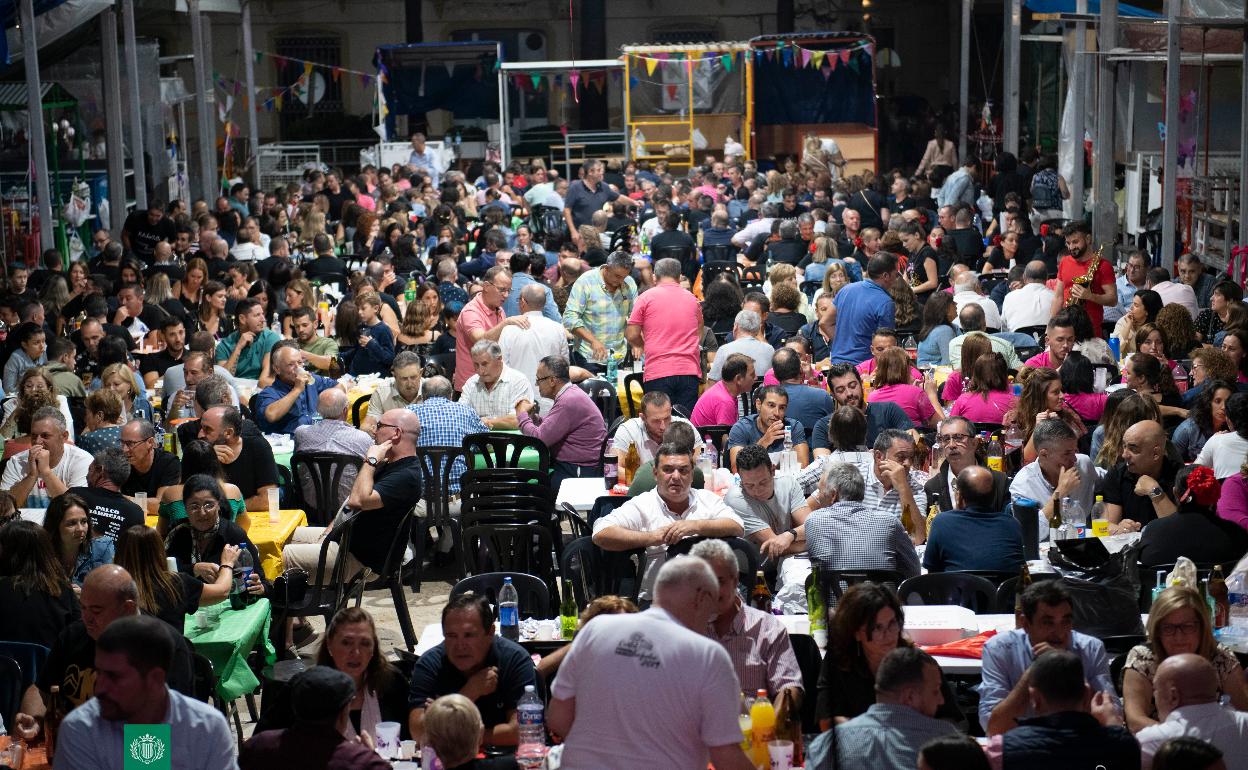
[1066,245,1103,306]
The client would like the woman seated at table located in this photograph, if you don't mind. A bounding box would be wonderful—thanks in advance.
[0,520,80,648]
[101,361,154,423]
[116,524,233,631]
[0,367,61,441]
[816,582,961,730]
[1092,391,1162,468]
[77,388,126,454]
[948,352,1014,425]
[1006,367,1086,464]
[1173,380,1236,463]
[42,492,113,587]
[1058,351,1108,423]
[254,607,409,739]
[868,347,941,429]
[1124,351,1188,420]
[165,474,265,597]
[1124,585,1248,732]
[940,333,992,403]
[157,440,248,535]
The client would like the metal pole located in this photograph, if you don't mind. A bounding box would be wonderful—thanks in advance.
[189,0,215,202]
[959,0,972,164]
[1071,0,1087,220]
[20,0,54,254]
[100,9,126,233]
[119,0,146,210]
[1093,0,1118,247]
[1003,0,1021,154]
[1160,0,1180,271]
[1238,0,1248,282]
[240,0,260,189]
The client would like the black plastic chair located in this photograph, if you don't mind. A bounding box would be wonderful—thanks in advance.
[289,452,364,528]
[66,395,86,438]
[360,507,420,651]
[450,572,553,619]
[790,633,823,734]
[269,513,365,657]
[653,244,698,283]
[666,536,762,592]
[1013,325,1048,346]
[411,446,467,593]
[623,371,646,417]
[462,523,557,590]
[816,567,903,607]
[1101,634,1147,656]
[898,573,998,613]
[558,503,593,540]
[463,431,552,475]
[702,259,742,286]
[701,246,737,266]
[799,280,821,302]
[578,378,621,424]
[698,425,733,467]
[995,572,1060,613]
[426,352,456,380]
[979,273,1009,295]
[0,655,22,736]
[459,467,552,488]
[0,641,47,692]
[191,651,215,702]
[587,494,632,527]
[559,536,646,610]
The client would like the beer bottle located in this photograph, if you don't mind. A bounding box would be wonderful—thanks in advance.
[621,443,641,485]
[750,570,772,613]
[560,580,578,640]
[1013,563,1033,628]
[926,503,941,533]
[44,685,63,760]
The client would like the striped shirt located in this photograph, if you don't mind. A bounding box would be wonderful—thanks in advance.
[562,267,637,361]
[797,456,928,524]
[460,366,535,421]
[706,601,804,700]
[803,500,921,579]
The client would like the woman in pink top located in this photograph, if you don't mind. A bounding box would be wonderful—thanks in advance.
[1218,463,1248,534]
[1058,350,1109,422]
[941,333,992,403]
[867,348,941,428]
[949,351,1016,425]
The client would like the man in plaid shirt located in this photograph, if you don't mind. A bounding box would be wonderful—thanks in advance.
[407,376,488,496]
[562,250,637,371]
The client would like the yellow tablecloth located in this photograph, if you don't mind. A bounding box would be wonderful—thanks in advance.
[145,509,308,581]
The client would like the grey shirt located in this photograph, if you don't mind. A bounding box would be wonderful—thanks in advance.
[707,337,775,381]
[724,474,807,537]
[160,363,239,409]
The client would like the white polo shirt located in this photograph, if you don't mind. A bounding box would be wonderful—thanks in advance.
[499,311,568,386]
[612,416,704,464]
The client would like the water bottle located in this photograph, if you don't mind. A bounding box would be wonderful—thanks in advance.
[605,353,618,383]
[1060,496,1087,539]
[232,543,255,608]
[1003,423,1024,456]
[702,437,718,470]
[783,425,793,453]
[516,685,547,769]
[499,577,520,641]
[986,433,1004,472]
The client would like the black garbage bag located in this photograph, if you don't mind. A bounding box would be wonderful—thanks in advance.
[1047,538,1144,639]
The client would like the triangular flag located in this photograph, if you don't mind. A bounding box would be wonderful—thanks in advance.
[492,59,500,72]
[274,93,284,111]
[765,48,775,61]
[303,61,313,78]
[530,72,542,89]
[721,53,732,72]
[446,61,456,77]
[655,52,669,61]
[781,47,792,67]
[644,57,658,76]
[569,69,580,92]
[829,54,838,72]
[559,124,568,137]
[254,51,263,64]
[554,74,562,87]
[839,49,851,64]
[847,56,859,73]
[800,48,813,68]
[590,74,605,93]
[821,63,832,80]
[813,50,826,68]
[331,66,342,83]
[665,83,678,102]
[274,55,287,69]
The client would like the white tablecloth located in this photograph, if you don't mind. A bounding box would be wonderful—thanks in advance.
[556,477,611,512]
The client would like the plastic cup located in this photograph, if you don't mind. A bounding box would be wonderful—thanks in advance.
[166,556,178,572]
[267,488,281,524]
[768,739,794,770]
[399,740,418,760]
[374,721,401,758]
[135,492,147,514]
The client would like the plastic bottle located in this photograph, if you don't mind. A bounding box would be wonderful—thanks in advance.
[702,437,718,470]
[782,425,793,454]
[1210,565,1230,629]
[749,689,776,767]
[805,572,826,642]
[1003,423,1024,455]
[499,577,520,641]
[516,685,546,769]
[605,353,618,384]
[1090,495,1108,537]
[1062,497,1087,538]
[1152,571,1168,605]
[1227,569,1248,629]
[232,544,255,608]
[986,434,1004,472]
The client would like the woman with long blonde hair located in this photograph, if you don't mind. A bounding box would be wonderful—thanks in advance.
[280,278,317,337]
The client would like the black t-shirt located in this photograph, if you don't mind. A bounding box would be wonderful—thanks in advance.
[766,239,807,267]
[1139,508,1248,568]
[123,211,176,262]
[121,303,171,339]
[87,257,122,286]
[0,576,79,649]
[153,572,204,632]
[848,189,887,230]
[350,456,422,572]
[1102,456,1181,527]
[67,486,146,541]
[39,620,196,708]
[221,432,279,499]
[255,255,292,286]
[144,262,186,284]
[303,256,348,283]
[121,450,183,497]
[167,520,260,574]
[649,230,695,255]
[407,635,536,729]
[139,348,187,380]
[949,227,985,265]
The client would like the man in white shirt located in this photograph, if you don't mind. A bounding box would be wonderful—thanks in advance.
[499,283,567,387]
[951,268,1004,330]
[459,340,534,430]
[1148,266,1199,319]
[593,444,743,597]
[1136,654,1248,770]
[1001,261,1056,332]
[0,407,92,508]
[1009,419,1105,541]
[547,556,755,770]
[614,391,704,464]
[228,217,268,262]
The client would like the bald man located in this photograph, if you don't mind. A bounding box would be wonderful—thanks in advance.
[923,466,1025,573]
[254,344,344,435]
[1136,654,1248,769]
[293,388,373,505]
[1103,419,1179,533]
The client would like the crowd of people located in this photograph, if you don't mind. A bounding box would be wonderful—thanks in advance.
[0,130,1245,769]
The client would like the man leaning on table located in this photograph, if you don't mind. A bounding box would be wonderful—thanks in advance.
[215,297,281,382]
[515,355,605,492]
[724,444,811,591]
[462,340,534,430]
[362,351,423,435]
[254,343,345,435]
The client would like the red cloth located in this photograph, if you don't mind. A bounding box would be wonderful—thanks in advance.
[1056,254,1115,337]
[919,629,998,659]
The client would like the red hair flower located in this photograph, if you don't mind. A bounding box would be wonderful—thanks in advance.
[1040,224,1050,237]
[854,237,863,249]
[991,234,1002,247]
[1182,465,1221,507]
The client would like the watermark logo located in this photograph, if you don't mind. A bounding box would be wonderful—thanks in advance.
[123,724,170,769]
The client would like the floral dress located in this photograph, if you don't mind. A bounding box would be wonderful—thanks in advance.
[1126,642,1241,720]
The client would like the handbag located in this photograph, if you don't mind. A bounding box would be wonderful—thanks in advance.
[272,567,308,606]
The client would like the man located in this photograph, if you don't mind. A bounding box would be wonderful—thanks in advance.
[1196,392,1248,479]
[1107,249,1150,324]
[808,648,958,770]
[979,581,1117,734]
[809,364,914,451]
[801,461,921,579]
[198,405,278,511]
[228,181,251,217]
[937,158,978,209]
[121,200,175,262]
[649,210,696,256]
[692,353,755,428]
[501,252,561,322]
[770,347,833,440]
[362,350,423,434]
[616,392,705,465]
[53,615,236,770]
[408,594,535,747]
[293,389,373,470]
[828,253,899,364]
[284,408,422,588]
[143,240,186,286]
[0,407,91,508]
[547,556,755,770]
[952,270,1004,330]
[947,205,985,266]
[693,538,803,705]
[454,265,529,390]
[434,259,469,309]
[255,235,293,288]
[1002,260,1057,332]
[499,282,567,387]
[707,310,774,382]
[1009,419,1103,541]
[254,345,343,435]
[987,650,1135,767]
[1049,221,1117,337]
[44,337,87,398]
[302,234,348,285]
[288,307,339,375]
[515,356,605,490]
[1148,266,1199,319]
[923,415,1009,512]
[409,376,488,496]
[725,445,811,590]
[161,344,239,417]
[923,466,1025,573]
[239,666,390,770]
[625,257,703,414]
[1136,654,1248,769]
[1022,313,1078,370]
[743,292,788,350]
[113,283,166,346]
[1178,253,1218,310]
[765,218,806,266]
[563,251,638,372]
[216,297,281,380]
[119,419,181,498]
[564,160,638,247]
[67,449,146,542]
[460,340,535,430]
[1102,419,1180,532]
[594,443,744,595]
[725,385,810,472]
[802,429,929,543]
[408,132,440,187]
[139,317,188,388]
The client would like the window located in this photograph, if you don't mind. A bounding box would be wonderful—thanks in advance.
[273,34,344,134]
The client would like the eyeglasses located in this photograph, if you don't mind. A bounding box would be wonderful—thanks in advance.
[1159,621,1200,637]
[187,501,219,514]
[377,422,400,432]
[490,284,512,295]
[869,619,901,637]
[938,433,973,444]
[120,438,152,449]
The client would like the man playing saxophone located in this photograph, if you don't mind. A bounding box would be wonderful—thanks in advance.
[1049,221,1117,337]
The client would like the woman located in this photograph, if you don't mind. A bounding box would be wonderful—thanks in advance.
[513,224,544,260]
[352,212,381,257]
[101,362,153,422]
[248,279,280,330]
[1173,380,1235,463]
[980,230,1020,274]
[0,520,79,647]
[813,261,849,306]
[949,352,1014,424]
[43,492,113,586]
[798,235,833,286]
[815,583,959,729]
[1186,346,1241,406]
[77,387,126,454]
[166,475,264,589]
[1112,289,1163,357]
[941,333,991,403]
[1124,353,1186,413]
[888,276,921,336]
[702,277,745,340]
[116,524,232,631]
[1195,281,1244,343]
[40,273,69,335]
[1128,323,1189,386]
[915,124,958,178]
[118,257,144,288]
[174,257,209,316]
[1155,303,1200,360]
[3,321,47,394]
[1124,585,1248,731]
[1094,391,1162,468]
[395,295,441,360]
[281,278,317,338]
[1218,456,1248,534]
[0,367,59,440]
[157,440,247,532]
[195,280,233,339]
[868,347,940,428]
[300,209,328,244]
[1222,328,1248,384]
[60,260,93,322]
[1008,367,1086,463]
[1059,350,1109,422]
[916,292,957,366]
[145,273,185,321]
[769,284,807,337]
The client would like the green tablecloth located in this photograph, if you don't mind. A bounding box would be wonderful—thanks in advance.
[468,429,544,471]
[185,598,276,702]
[273,449,292,470]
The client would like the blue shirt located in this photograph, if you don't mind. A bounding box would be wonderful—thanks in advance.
[253,374,339,435]
[502,272,562,323]
[215,328,282,380]
[407,397,489,493]
[726,416,807,454]
[798,320,833,363]
[811,401,914,449]
[917,325,955,366]
[922,506,1024,573]
[779,383,834,443]
[829,279,896,364]
[978,627,1116,731]
[808,703,958,770]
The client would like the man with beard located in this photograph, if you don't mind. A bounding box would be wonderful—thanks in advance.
[1049,221,1116,337]
[198,405,278,512]
[288,307,338,375]
[808,364,913,453]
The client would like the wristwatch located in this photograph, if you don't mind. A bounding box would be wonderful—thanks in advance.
[366,456,380,467]
[785,527,799,540]
[1148,486,1165,500]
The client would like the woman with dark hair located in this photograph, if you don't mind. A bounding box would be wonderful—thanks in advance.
[165,474,264,597]
[1173,380,1235,462]
[392,233,425,276]
[916,292,957,366]
[949,351,1014,424]
[1221,327,1248,384]
[1125,352,1186,411]
[1127,323,1189,388]
[247,279,280,329]
[1060,304,1115,365]
[116,524,232,631]
[940,333,991,403]
[0,520,80,647]
[1196,281,1245,343]
[175,257,210,316]
[1095,392,1163,468]
[915,123,958,179]
[1151,737,1224,770]
[1155,303,1200,360]
[1112,288,1163,357]
[0,367,58,440]
[987,151,1031,216]
[157,440,246,531]
[701,277,745,339]
[1058,350,1108,422]
[195,280,233,339]
[1008,367,1087,463]
[869,347,941,428]
[43,492,113,586]
[917,734,991,770]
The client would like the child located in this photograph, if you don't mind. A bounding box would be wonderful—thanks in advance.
[338,292,395,376]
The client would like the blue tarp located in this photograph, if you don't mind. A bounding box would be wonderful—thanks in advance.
[1024,0,1164,18]
[375,41,501,137]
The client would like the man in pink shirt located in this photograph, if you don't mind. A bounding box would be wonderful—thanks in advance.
[453,265,528,390]
[1023,315,1076,370]
[625,258,704,414]
[692,353,756,427]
